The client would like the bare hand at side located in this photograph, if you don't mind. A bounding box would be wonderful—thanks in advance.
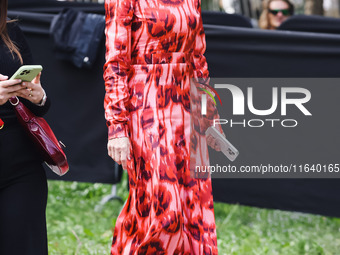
[107,137,131,170]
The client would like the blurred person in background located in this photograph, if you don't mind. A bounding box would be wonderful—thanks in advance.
[259,0,294,29]
[0,0,50,254]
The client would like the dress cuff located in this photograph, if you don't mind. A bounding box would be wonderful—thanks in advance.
[107,122,129,139]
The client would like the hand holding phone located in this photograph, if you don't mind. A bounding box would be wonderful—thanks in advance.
[0,74,23,105]
[9,65,43,82]
[8,65,45,105]
[206,126,239,161]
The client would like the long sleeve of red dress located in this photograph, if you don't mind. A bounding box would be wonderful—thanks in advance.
[192,8,224,135]
[103,0,134,139]
[192,1,209,80]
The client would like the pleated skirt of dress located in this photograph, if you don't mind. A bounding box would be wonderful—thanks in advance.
[111,61,218,255]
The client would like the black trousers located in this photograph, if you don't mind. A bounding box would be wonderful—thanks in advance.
[0,122,48,255]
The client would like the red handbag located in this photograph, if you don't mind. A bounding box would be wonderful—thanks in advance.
[9,96,69,176]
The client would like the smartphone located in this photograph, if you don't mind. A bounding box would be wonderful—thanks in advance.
[9,65,43,82]
[206,126,239,161]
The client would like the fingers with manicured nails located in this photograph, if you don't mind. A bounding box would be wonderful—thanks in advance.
[1,79,21,88]
[16,72,44,104]
[6,84,23,93]
[0,74,8,81]
[21,81,35,90]
[19,80,44,104]
[0,78,22,105]
[15,86,34,99]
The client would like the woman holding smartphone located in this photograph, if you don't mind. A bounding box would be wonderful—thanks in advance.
[0,0,50,254]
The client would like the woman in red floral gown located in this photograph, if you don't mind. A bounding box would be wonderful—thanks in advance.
[103,0,223,253]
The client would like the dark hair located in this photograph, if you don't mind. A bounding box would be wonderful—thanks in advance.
[0,0,23,63]
[259,0,294,29]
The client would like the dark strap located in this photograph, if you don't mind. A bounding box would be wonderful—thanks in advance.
[0,97,20,129]
[9,96,31,122]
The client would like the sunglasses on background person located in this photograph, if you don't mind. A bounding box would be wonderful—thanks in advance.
[269,9,292,16]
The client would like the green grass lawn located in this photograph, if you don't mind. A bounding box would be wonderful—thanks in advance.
[47,172,340,255]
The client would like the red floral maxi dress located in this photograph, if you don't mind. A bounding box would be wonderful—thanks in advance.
[103,0,219,254]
